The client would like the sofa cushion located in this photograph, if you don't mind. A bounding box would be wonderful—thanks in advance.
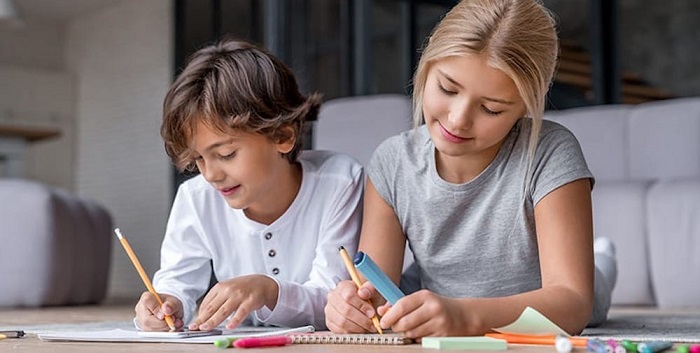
[0,179,112,307]
[629,98,700,181]
[545,105,631,182]
[0,180,56,306]
[646,179,700,308]
[314,94,412,166]
[592,181,655,305]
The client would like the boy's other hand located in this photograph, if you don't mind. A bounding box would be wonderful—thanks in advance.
[134,291,185,331]
[324,280,381,333]
[189,274,279,331]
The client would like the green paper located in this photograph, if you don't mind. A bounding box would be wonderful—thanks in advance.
[421,336,507,350]
[493,306,569,336]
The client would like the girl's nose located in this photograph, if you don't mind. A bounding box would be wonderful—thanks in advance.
[448,100,473,130]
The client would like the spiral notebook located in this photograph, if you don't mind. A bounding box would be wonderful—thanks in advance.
[289,333,414,345]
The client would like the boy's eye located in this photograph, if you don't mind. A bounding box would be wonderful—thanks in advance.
[220,151,237,160]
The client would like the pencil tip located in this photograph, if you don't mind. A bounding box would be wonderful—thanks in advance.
[338,246,345,251]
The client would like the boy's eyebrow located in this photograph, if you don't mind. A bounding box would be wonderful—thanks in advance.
[204,138,236,152]
[437,69,516,105]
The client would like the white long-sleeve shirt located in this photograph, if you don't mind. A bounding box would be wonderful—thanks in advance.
[152,150,364,329]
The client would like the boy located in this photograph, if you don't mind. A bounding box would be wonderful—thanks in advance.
[135,39,363,331]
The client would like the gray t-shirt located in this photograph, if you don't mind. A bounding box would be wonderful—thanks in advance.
[368,118,593,298]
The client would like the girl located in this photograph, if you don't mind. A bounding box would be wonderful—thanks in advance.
[324,0,616,338]
[134,39,364,331]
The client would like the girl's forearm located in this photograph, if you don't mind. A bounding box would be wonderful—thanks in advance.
[456,286,593,336]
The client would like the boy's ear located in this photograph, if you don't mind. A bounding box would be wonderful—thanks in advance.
[276,126,296,154]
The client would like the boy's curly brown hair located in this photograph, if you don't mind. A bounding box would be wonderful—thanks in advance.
[161,39,321,172]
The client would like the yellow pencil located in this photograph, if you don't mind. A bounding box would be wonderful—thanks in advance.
[339,246,383,334]
[114,228,176,331]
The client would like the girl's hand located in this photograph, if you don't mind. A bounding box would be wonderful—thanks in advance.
[189,274,279,331]
[325,280,382,333]
[377,289,470,338]
[134,291,185,331]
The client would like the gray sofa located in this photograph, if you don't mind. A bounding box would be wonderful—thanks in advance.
[0,178,112,307]
[546,97,700,308]
[316,95,700,309]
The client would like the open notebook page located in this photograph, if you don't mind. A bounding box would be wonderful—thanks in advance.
[38,325,314,344]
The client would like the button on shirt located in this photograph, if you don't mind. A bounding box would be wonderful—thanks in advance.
[153,151,364,329]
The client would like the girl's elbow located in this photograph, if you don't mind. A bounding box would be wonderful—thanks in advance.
[566,293,595,335]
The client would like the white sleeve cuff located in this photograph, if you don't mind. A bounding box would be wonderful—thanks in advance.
[253,275,282,323]
[133,317,143,331]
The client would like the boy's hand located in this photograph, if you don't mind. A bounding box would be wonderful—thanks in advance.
[134,292,185,331]
[189,274,279,331]
[325,280,382,333]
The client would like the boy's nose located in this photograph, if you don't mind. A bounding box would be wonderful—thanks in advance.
[201,164,225,183]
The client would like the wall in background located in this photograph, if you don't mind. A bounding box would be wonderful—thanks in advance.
[619,0,700,97]
[544,0,700,97]
[64,0,173,300]
[0,66,75,189]
[0,18,74,190]
[0,20,65,71]
[0,0,176,301]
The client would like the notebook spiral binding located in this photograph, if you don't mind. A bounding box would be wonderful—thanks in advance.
[290,334,413,345]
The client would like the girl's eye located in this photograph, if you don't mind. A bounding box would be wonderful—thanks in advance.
[482,106,503,116]
[438,83,457,95]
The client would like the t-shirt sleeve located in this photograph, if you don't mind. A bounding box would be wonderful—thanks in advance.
[530,124,595,205]
[367,135,401,209]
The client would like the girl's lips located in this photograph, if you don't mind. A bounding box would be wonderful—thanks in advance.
[439,124,468,143]
[219,185,240,197]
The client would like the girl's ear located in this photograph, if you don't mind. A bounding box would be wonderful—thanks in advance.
[276,126,296,154]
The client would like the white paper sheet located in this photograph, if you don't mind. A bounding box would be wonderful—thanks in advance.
[38,325,315,344]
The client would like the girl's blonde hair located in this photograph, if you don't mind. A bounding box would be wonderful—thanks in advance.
[412,0,558,180]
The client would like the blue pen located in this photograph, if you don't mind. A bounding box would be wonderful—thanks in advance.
[353,251,405,305]
[586,338,607,353]
[637,341,673,353]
